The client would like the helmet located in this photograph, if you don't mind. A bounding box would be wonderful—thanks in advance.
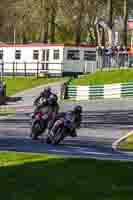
[48,94,57,105]
[42,87,51,98]
[73,105,82,113]
[46,87,51,93]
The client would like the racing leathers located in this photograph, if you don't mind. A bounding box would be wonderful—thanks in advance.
[48,111,79,137]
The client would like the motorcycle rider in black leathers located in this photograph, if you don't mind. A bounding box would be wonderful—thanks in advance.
[48,105,82,137]
[34,87,56,107]
[31,93,59,140]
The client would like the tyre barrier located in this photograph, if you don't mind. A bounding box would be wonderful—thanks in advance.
[68,82,133,100]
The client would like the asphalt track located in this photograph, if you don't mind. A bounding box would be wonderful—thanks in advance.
[0,110,133,161]
[0,83,133,161]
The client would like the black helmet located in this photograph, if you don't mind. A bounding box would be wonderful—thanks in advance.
[48,94,57,105]
[73,105,82,113]
[44,87,51,93]
[46,87,51,93]
[42,87,51,98]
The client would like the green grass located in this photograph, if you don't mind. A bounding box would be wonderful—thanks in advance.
[2,77,64,96]
[0,152,133,200]
[118,133,133,151]
[0,109,16,116]
[70,69,133,85]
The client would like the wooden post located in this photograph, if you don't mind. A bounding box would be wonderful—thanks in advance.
[13,61,15,77]
[37,62,39,79]
[24,62,27,77]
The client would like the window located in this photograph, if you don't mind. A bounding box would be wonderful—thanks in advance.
[53,49,60,60]
[42,49,49,61]
[15,50,21,60]
[67,50,80,60]
[33,50,39,60]
[0,50,3,60]
[46,50,49,61]
[84,51,96,61]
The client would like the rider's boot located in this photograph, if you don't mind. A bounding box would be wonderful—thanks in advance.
[70,129,77,137]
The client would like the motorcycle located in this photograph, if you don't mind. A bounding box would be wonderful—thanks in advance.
[31,99,54,140]
[46,115,74,145]
[30,110,50,140]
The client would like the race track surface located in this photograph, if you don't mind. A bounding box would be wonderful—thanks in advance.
[0,83,133,161]
[0,110,133,161]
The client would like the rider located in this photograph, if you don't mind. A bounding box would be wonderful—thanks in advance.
[31,92,59,140]
[34,87,53,107]
[48,105,82,137]
[47,93,59,117]
[33,87,58,118]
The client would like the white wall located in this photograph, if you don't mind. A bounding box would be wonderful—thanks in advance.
[0,45,96,75]
[63,46,96,73]
[0,45,64,75]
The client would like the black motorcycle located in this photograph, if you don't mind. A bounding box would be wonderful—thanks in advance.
[31,98,54,140]
[30,110,51,140]
[46,114,75,145]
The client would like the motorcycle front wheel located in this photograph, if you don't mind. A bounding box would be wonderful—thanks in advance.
[51,127,65,145]
[30,120,45,140]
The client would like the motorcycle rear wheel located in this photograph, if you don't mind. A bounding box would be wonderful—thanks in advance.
[46,136,52,144]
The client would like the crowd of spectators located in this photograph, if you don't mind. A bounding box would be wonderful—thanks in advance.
[96,45,131,69]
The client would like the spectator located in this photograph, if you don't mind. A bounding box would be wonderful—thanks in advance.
[118,45,125,67]
[61,82,68,99]
[96,46,103,69]
[104,45,112,68]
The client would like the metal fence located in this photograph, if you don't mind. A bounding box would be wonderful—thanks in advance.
[0,61,63,78]
[96,47,133,70]
[0,61,98,78]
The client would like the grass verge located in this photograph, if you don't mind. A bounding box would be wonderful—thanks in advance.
[3,77,65,96]
[70,69,133,85]
[0,109,16,116]
[0,151,133,200]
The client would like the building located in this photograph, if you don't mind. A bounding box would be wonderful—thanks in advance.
[0,43,96,76]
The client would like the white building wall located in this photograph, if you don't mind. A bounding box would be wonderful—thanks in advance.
[39,46,64,75]
[63,47,83,73]
[82,47,96,73]
[63,46,96,74]
[0,44,96,76]
[0,45,64,75]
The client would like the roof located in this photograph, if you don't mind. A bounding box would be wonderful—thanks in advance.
[0,43,96,48]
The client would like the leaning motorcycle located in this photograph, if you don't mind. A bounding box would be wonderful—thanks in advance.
[30,110,50,140]
[46,116,74,145]
[31,98,54,140]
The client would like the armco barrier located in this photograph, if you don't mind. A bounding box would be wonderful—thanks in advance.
[68,82,133,100]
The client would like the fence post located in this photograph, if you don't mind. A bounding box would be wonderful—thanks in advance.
[13,61,15,77]
[37,62,39,79]
[16,62,17,76]
[1,61,4,80]
[24,62,27,77]
[61,62,63,77]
